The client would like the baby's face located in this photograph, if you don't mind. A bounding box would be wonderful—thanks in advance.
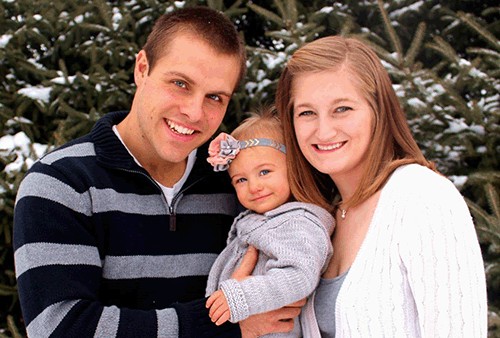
[228,146,291,214]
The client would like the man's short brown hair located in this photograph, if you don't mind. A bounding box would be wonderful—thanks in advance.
[143,6,247,91]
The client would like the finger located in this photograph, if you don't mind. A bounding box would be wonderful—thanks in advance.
[231,245,258,281]
[266,317,295,333]
[271,307,302,321]
[206,293,217,308]
[209,297,223,318]
[212,306,229,324]
[215,311,231,326]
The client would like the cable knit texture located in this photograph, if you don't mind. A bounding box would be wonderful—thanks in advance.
[206,202,334,337]
[302,164,487,337]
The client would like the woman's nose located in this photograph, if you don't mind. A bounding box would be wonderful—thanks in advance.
[316,115,337,140]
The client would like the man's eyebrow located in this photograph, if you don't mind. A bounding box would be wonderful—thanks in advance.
[165,71,232,98]
[164,71,195,84]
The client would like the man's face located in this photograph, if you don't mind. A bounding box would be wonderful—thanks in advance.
[126,32,241,169]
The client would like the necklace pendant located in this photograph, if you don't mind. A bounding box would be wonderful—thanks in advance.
[341,209,347,219]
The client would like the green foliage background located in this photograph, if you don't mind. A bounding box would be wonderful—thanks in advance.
[0,0,499,336]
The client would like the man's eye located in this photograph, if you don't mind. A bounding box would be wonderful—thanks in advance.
[208,94,221,102]
[174,80,186,88]
[260,170,270,176]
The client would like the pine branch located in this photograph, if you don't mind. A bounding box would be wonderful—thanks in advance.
[404,22,426,68]
[426,36,460,64]
[206,0,223,11]
[376,0,403,65]
[286,0,298,27]
[466,197,492,224]
[467,47,500,60]
[247,3,285,27]
[456,11,500,52]
[7,315,23,338]
[225,0,247,18]
[486,182,500,219]
[352,36,400,68]
[304,26,326,42]
[274,0,287,21]
[93,0,114,31]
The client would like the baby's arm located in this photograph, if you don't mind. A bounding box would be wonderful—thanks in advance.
[220,210,333,323]
[206,290,231,325]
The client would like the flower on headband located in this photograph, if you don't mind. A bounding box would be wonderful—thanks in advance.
[207,132,241,172]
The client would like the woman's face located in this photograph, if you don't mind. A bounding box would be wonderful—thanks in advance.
[292,69,375,181]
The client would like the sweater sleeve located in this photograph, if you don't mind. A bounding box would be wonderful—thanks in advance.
[399,176,487,337]
[220,211,333,323]
[14,166,241,338]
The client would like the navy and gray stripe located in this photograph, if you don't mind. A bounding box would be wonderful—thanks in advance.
[14,111,241,338]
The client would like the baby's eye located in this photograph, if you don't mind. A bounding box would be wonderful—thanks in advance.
[174,80,186,88]
[259,169,270,176]
[235,177,247,184]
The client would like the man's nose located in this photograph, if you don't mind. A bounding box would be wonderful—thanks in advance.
[180,95,204,122]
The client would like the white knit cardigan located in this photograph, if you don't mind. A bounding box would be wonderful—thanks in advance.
[301,164,487,338]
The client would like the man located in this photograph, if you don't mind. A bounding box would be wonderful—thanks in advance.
[13,7,302,338]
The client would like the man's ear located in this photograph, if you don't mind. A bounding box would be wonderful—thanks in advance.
[134,50,149,87]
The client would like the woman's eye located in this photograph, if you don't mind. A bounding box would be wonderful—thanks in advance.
[297,110,313,117]
[174,80,186,88]
[336,106,351,113]
[259,169,270,176]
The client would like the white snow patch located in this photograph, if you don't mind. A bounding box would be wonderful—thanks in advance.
[18,86,52,104]
[0,34,12,48]
[0,132,49,173]
[319,7,334,14]
[6,117,33,127]
[407,97,426,109]
[448,175,468,189]
[262,52,287,70]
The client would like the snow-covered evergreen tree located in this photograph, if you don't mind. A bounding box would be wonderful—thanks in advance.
[0,0,498,336]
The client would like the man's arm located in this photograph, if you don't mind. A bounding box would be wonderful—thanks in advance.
[14,166,240,338]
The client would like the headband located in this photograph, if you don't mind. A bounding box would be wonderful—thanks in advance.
[207,132,286,172]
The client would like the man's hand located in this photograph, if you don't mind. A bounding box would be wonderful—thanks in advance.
[206,290,231,326]
[239,299,306,338]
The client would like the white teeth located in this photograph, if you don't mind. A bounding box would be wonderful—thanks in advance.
[167,120,195,135]
[316,143,343,151]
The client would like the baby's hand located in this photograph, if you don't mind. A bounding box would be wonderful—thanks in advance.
[206,290,231,325]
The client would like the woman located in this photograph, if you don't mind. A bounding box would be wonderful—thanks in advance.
[276,36,487,337]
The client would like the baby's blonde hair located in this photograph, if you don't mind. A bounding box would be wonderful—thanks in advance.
[231,106,284,144]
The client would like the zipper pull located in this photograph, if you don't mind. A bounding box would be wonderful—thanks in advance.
[169,206,176,231]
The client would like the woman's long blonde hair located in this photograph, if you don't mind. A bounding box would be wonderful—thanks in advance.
[276,36,436,211]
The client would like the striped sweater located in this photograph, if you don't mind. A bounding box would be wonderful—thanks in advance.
[13,111,242,338]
